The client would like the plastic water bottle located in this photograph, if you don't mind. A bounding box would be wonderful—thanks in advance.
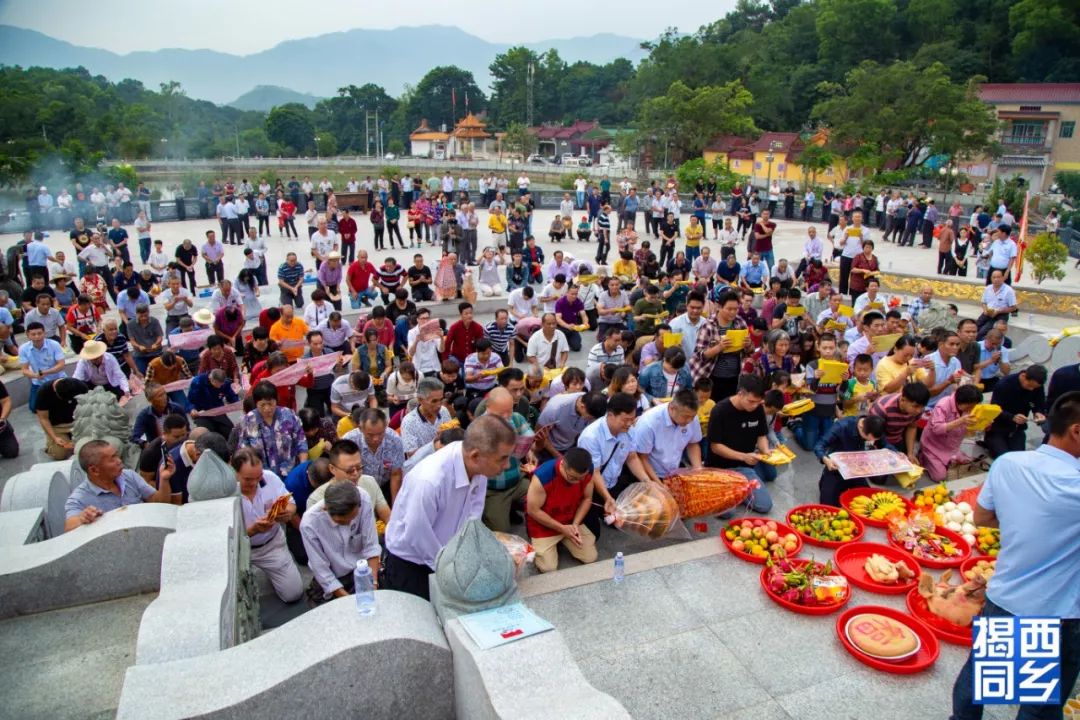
[613,552,625,585]
[354,561,376,616]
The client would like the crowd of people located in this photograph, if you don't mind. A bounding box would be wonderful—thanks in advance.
[3,173,1079,710]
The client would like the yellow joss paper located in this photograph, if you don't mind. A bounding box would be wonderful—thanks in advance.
[723,329,748,352]
[663,332,683,348]
[479,367,504,377]
[751,286,765,295]
[866,301,885,311]
[825,319,848,332]
[969,404,1002,432]
[894,465,924,489]
[575,274,599,285]
[817,359,848,385]
[757,445,796,465]
[838,304,854,317]
[871,333,902,353]
[785,305,806,317]
[782,398,815,416]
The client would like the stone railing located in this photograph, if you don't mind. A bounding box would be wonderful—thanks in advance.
[0,502,177,619]
[134,497,259,666]
[118,591,454,720]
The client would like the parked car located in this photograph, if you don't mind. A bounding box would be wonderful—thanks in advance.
[526,154,550,165]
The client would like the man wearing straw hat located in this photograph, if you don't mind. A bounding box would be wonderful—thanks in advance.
[73,339,129,399]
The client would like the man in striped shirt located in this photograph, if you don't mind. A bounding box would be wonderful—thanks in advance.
[594,204,612,265]
[868,383,931,463]
[277,252,305,308]
[375,257,405,305]
[463,338,504,399]
[484,309,516,367]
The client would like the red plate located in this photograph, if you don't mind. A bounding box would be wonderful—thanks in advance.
[887,524,971,568]
[759,558,852,616]
[720,520,804,565]
[833,542,920,595]
[839,488,916,529]
[905,586,973,645]
[959,555,996,580]
[785,504,866,548]
[835,605,940,674]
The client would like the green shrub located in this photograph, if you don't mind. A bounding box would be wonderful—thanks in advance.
[558,174,576,191]
[1024,232,1069,284]
[675,158,744,191]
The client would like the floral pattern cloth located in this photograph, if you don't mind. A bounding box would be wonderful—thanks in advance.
[237,407,308,479]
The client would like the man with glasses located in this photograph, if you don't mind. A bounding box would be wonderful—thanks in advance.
[343,408,405,503]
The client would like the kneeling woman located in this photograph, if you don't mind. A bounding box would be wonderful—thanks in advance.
[918,384,981,483]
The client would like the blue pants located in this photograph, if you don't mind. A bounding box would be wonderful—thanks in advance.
[732,464,776,513]
[28,383,42,413]
[759,250,775,270]
[950,597,1079,720]
[685,245,700,264]
[794,413,835,452]
[576,191,585,209]
[139,236,152,264]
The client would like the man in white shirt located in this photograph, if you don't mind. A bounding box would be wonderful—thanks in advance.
[442,173,455,194]
[977,268,1018,337]
[574,176,588,209]
[508,286,539,320]
[669,290,706,360]
[382,415,516,599]
[47,251,78,280]
[309,219,339,269]
[986,227,1018,285]
[526,313,570,368]
[539,275,568,314]
[517,174,530,195]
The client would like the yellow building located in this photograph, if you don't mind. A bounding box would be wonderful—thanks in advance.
[975,83,1080,192]
[703,131,849,188]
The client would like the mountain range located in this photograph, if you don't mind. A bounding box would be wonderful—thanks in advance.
[0,24,647,107]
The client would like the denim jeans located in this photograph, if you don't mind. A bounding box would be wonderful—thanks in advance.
[950,597,1079,720]
[759,250,775,270]
[731,464,776,513]
[139,236,152,264]
[794,412,835,452]
[576,191,585,209]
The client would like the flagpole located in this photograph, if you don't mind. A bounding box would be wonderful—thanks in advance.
[1015,190,1030,283]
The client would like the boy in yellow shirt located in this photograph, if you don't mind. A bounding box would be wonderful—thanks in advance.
[694,377,716,457]
[839,353,878,416]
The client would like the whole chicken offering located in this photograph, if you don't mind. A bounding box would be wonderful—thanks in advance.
[863,554,916,584]
[917,569,988,627]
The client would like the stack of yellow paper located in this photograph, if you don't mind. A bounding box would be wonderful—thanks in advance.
[723,329,748,352]
[969,404,1003,432]
[871,333,902,353]
[817,359,849,384]
[663,332,683,348]
[758,445,797,465]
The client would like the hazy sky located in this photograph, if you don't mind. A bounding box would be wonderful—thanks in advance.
[0,0,732,54]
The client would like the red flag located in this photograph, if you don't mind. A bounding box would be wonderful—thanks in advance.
[1014,191,1030,282]
[452,87,457,121]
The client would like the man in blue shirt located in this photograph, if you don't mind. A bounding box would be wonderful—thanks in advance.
[25,232,55,282]
[950,391,1080,720]
[19,321,67,412]
[630,389,703,483]
[187,368,238,437]
[576,392,643,536]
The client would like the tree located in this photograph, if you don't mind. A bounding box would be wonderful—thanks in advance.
[811,61,999,168]
[636,80,757,161]
[265,103,315,155]
[796,144,835,186]
[406,66,485,136]
[488,47,566,127]
[1009,0,1080,81]
[1023,232,1069,284]
[815,0,898,72]
[314,84,397,154]
[1054,171,1080,203]
[314,132,338,157]
[501,122,537,159]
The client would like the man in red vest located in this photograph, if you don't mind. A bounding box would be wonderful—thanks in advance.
[525,448,598,573]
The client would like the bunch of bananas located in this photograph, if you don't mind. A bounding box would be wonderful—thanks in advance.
[848,491,908,521]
